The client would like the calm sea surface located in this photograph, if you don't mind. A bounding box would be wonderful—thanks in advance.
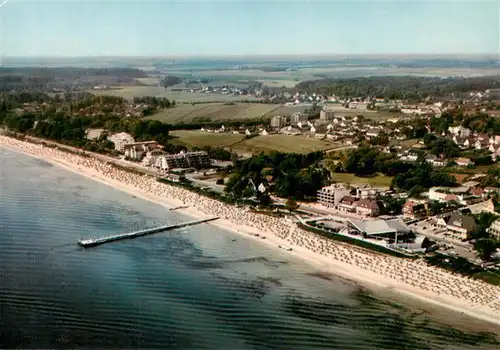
[0,149,499,349]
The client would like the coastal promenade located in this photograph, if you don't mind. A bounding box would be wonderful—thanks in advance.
[1,135,500,326]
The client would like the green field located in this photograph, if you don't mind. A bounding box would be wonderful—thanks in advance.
[146,102,280,123]
[169,131,339,155]
[169,130,245,148]
[234,134,337,154]
[330,173,393,187]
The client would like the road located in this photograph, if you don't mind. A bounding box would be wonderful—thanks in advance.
[408,221,477,260]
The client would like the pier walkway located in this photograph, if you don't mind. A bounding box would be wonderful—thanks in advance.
[78,217,219,248]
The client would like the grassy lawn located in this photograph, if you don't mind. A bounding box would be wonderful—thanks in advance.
[330,172,393,187]
[169,131,338,154]
[443,164,497,175]
[233,135,338,154]
[145,102,279,123]
[169,130,245,148]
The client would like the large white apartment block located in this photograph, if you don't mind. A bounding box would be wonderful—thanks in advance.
[488,219,500,240]
[290,112,308,125]
[108,132,135,152]
[317,184,351,207]
[142,149,165,167]
[124,141,160,160]
[156,151,211,171]
[320,108,335,120]
[270,115,287,128]
[428,187,448,202]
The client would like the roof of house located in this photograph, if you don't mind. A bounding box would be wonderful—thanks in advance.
[357,198,379,210]
[340,196,356,205]
[444,213,477,233]
[470,188,484,196]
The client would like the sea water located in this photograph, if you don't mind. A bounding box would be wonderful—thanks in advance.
[0,149,499,349]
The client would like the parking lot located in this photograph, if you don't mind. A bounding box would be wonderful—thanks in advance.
[408,219,478,260]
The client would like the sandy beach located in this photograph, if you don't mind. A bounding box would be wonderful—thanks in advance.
[1,135,499,328]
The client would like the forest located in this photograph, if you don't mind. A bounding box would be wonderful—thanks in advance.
[296,75,500,99]
[225,151,328,201]
[0,67,147,92]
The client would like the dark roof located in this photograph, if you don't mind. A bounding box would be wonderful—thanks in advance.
[340,196,356,204]
[357,198,379,210]
[445,213,477,233]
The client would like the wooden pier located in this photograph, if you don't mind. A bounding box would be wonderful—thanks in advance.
[78,217,219,248]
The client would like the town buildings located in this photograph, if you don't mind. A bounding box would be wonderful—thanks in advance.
[270,115,287,128]
[355,198,380,217]
[488,219,500,240]
[317,184,351,207]
[403,200,428,220]
[141,149,165,167]
[455,157,473,167]
[108,132,135,152]
[344,218,411,241]
[319,108,335,120]
[338,196,357,213]
[290,112,308,125]
[436,212,477,240]
[156,151,211,171]
[123,141,160,160]
[448,126,471,138]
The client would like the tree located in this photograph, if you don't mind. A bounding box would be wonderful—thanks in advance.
[285,197,300,213]
[258,192,272,206]
[475,238,500,261]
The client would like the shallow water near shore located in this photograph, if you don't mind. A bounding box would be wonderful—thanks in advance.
[1,149,499,349]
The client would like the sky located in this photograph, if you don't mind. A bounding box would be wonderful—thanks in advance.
[0,0,499,57]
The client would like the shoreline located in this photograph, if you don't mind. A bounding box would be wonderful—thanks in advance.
[1,135,499,329]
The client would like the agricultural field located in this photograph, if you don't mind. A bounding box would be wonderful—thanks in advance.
[330,173,393,187]
[234,134,337,154]
[146,103,280,123]
[136,77,161,86]
[169,130,245,148]
[90,85,263,103]
[169,131,339,155]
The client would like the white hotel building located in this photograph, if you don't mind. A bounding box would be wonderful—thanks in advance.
[108,132,135,152]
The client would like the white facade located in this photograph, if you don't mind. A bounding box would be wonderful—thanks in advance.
[270,115,287,128]
[320,109,335,120]
[428,187,448,202]
[290,112,308,125]
[448,126,471,138]
[488,219,500,240]
[142,150,164,167]
[317,184,351,207]
[108,132,135,152]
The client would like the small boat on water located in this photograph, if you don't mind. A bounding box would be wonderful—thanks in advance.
[232,238,238,242]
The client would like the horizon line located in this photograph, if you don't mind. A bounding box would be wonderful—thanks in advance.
[3,52,500,60]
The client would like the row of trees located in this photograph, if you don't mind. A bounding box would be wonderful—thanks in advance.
[0,110,172,151]
[133,96,176,109]
[296,75,500,100]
